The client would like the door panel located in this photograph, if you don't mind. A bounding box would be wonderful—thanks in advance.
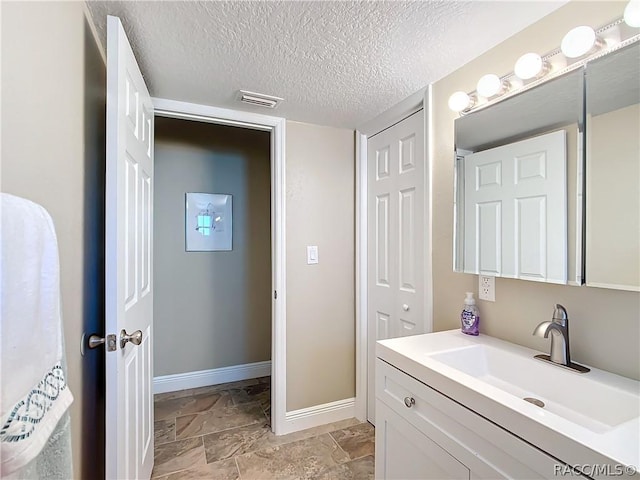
[367,110,426,424]
[516,196,546,278]
[106,15,154,480]
[477,201,501,275]
[399,187,416,292]
[464,130,566,283]
[376,194,390,286]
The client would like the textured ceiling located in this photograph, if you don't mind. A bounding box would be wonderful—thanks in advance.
[86,1,567,129]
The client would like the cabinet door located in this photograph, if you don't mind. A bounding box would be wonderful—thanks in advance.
[376,359,573,479]
[375,400,470,480]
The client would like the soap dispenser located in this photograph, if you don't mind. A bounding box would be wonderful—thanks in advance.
[461,292,480,336]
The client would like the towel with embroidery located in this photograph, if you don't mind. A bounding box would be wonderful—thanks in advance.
[0,193,73,476]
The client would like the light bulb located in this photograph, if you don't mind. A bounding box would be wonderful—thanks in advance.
[514,53,547,80]
[476,74,508,98]
[625,0,640,27]
[448,91,474,112]
[561,26,600,58]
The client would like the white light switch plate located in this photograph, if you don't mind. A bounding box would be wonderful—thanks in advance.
[307,246,318,265]
[479,275,495,302]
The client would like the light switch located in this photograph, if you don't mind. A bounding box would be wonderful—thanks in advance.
[307,245,318,265]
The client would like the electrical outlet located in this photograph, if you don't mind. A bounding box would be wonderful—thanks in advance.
[479,275,495,302]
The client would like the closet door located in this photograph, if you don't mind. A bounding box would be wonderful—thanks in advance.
[366,110,425,424]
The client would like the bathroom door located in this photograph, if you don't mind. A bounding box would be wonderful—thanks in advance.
[367,110,426,424]
[105,15,155,480]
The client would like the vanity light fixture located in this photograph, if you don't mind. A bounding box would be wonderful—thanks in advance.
[448,14,640,114]
[514,53,549,80]
[476,74,509,98]
[448,91,476,112]
[625,0,640,27]
[561,26,603,58]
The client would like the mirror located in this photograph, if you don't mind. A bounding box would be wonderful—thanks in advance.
[585,42,640,292]
[454,69,584,285]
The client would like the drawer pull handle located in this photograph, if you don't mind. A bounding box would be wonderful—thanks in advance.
[404,396,415,408]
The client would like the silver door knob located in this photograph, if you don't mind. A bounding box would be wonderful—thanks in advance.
[88,335,106,349]
[87,333,117,352]
[402,304,410,312]
[404,397,415,408]
[120,329,143,349]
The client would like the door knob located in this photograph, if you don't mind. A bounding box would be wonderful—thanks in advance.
[120,329,143,349]
[402,304,410,312]
[86,333,117,352]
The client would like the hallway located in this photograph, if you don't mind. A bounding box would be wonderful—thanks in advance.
[152,377,375,479]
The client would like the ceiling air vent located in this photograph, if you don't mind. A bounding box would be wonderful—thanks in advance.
[237,90,283,109]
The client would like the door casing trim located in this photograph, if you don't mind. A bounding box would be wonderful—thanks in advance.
[152,97,287,435]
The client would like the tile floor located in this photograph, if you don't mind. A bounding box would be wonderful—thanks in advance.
[152,377,375,479]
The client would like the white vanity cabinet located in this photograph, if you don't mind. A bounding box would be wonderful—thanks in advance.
[375,359,583,480]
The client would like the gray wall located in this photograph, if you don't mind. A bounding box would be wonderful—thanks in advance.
[431,0,640,381]
[154,118,272,376]
[1,3,106,478]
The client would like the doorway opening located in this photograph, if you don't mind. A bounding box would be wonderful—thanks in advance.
[152,99,287,437]
[153,115,272,388]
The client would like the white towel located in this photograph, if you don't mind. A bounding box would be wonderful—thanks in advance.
[0,193,73,476]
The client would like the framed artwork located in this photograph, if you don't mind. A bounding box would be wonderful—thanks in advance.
[185,193,232,251]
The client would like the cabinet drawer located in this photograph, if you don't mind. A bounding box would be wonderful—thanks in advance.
[376,358,583,479]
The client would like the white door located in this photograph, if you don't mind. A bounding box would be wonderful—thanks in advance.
[463,130,566,283]
[106,15,154,480]
[367,111,426,424]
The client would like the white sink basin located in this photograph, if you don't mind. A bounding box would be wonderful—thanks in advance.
[376,330,640,471]
[428,344,639,433]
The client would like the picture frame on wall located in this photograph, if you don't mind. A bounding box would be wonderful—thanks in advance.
[185,192,233,251]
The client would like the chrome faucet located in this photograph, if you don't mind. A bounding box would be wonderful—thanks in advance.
[533,304,590,373]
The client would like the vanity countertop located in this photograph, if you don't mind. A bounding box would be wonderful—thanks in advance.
[377,330,640,473]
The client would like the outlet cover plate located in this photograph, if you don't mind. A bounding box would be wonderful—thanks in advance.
[479,275,495,302]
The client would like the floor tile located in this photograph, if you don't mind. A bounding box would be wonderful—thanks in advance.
[154,385,221,403]
[154,458,239,480]
[154,419,175,445]
[235,433,350,480]
[330,422,375,460]
[152,377,373,480]
[175,403,266,439]
[203,417,362,463]
[155,390,233,421]
[263,401,272,423]
[230,382,270,410]
[152,437,205,478]
[317,455,375,480]
[153,378,263,403]
[203,422,271,463]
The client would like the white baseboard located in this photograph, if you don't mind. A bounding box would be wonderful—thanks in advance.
[278,397,356,435]
[153,361,271,394]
